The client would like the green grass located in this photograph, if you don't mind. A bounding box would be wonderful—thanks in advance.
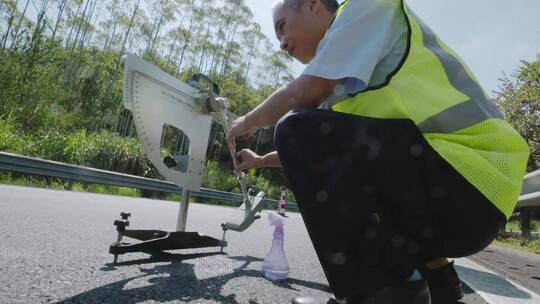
[1,173,65,190]
[162,193,182,202]
[495,219,540,254]
[504,220,540,232]
[70,182,140,198]
[493,236,540,254]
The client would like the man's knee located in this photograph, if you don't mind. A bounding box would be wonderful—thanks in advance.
[274,108,315,154]
[276,108,314,130]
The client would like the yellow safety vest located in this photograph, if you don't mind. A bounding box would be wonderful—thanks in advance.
[331,0,530,218]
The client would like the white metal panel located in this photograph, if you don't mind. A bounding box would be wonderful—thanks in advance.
[521,170,540,195]
[517,169,540,208]
[122,54,212,191]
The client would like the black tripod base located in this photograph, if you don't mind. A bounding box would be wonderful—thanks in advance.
[109,230,227,255]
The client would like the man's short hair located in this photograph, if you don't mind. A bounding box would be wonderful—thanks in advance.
[275,0,340,14]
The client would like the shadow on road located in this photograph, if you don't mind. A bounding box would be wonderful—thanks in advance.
[455,264,532,299]
[101,251,222,269]
[60,254,330,304]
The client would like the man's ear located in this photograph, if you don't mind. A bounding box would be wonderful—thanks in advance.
[307,0,322,15]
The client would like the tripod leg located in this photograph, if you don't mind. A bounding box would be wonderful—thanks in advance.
[177,189,191,232]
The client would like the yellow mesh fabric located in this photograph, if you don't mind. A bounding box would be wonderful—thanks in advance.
[425,120,530,218]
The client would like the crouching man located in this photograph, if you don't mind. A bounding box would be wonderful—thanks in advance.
[226,0,530,303]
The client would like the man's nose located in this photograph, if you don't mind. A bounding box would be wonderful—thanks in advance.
[280,38,288,51]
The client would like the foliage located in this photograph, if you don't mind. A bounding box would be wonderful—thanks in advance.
[0,0,293,192]
[220,76,264,116]
[0,172,145,199]
[202,160,239,192]
[70,182,141,198]
[0,0,294,132]
[0,172,67,190]
[0,0,293,203]
[0,112,24,153]
[493,235,540,254]
[62,129,158,177]
[0,115,292,201]
[0,120,159,178]
[495,55,540,171]
[505,220,539,233]
[202,160,292,201]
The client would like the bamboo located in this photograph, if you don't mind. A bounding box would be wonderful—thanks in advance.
[103,0,120,52]
[64,0,83,47]
[116,0,140,68]
[1,5,17,51]
[69,0,91,51]
[10,0,29,49]
[51,0,66,40]
[77,0,97,49]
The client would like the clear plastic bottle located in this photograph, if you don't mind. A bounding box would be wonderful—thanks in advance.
[261,212,289,281]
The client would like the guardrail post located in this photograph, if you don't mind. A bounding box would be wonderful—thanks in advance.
[520,207,532,239]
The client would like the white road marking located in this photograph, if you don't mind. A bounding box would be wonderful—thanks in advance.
[455,258,540,304]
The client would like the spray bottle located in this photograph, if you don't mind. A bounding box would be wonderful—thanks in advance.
[261,212,289,281]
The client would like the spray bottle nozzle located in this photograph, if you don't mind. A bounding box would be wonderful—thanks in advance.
[268,212,284,227]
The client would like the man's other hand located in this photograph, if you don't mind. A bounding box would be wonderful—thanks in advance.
[235,149,262,174]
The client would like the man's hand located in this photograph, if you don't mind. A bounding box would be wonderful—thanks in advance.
[226,115,256,150]
[226,75,340,159]
[235,149,262,174]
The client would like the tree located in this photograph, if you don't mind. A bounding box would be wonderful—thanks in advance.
[63,0,84,47]
[217,0,252,77]
[144,0,176,60]
[495,55,540,171]
[495,56,540,238]
[1,0,20,51]
[9,0,30,50]
[51,0,67,40]
[241,23,266,83]
[262,50,294,87]
[99,0,123,52]
[117,0,142,66]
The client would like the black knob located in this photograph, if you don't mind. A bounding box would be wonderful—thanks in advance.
[120,212,131,220]
[163,155,177,168]
[114,219,129,232]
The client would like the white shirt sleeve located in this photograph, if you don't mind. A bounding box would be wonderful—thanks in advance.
[303,0,403,94]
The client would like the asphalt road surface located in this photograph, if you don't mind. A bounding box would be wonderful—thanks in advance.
[469,245,540,294]
[0,184,527,304]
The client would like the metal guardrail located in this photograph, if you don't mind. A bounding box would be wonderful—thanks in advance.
[1,152,538,209]
[519,170,540,208]
[0,152,298,210]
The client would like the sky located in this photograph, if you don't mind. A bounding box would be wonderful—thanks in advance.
[244,0,540,96]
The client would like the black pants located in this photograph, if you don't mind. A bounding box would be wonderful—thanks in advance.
[274,109,506,298]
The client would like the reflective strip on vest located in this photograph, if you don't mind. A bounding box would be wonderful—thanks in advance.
[335,0,350,17]
[408,9,504,134]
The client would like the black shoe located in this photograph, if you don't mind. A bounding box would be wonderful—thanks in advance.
[421,261,464,303]
[291,280,430,304]
[361,279,431,304]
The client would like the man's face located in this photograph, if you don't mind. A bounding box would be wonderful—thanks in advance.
[273,2,325,64]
